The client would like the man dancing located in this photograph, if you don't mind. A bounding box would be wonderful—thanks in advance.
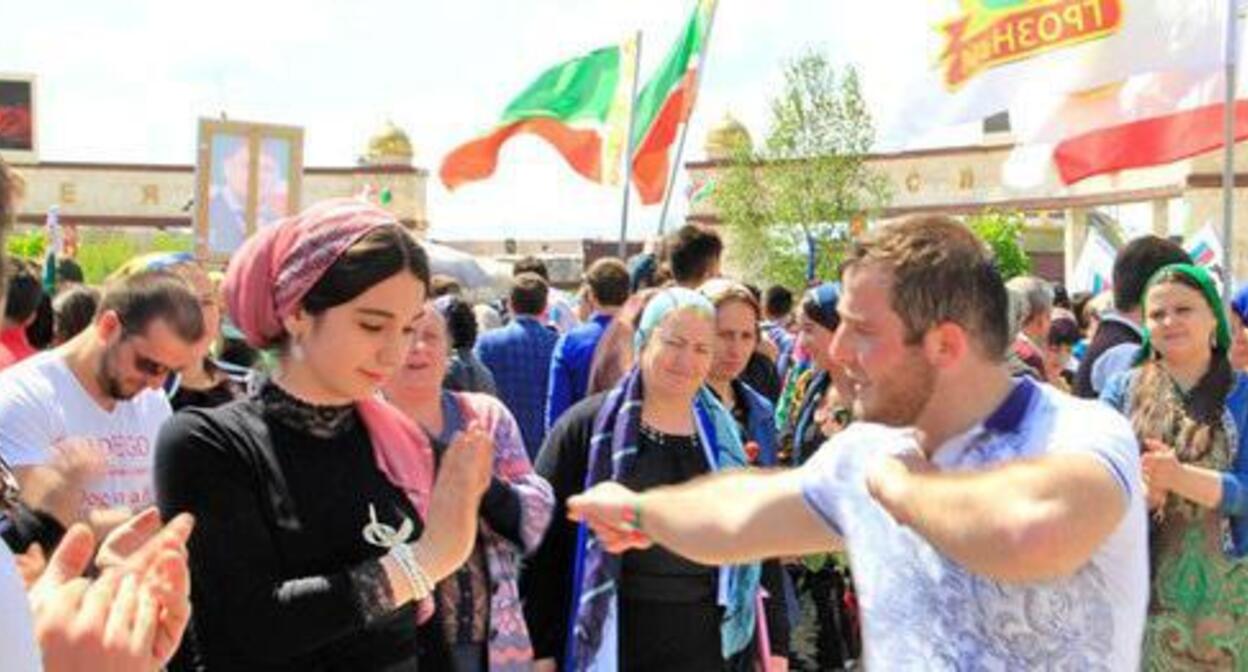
[569,215,1148,669]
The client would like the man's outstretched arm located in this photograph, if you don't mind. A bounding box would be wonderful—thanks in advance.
[568,468,840,565]
[868,451,1129,584]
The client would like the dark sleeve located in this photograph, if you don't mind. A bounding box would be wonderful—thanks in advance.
[520,394,600,662]
[761,559,790,658]
[0,503,65,555]
[475,360,499,396]
[480,477,523,546]
[743,353,782,403]
[155,408,395,666]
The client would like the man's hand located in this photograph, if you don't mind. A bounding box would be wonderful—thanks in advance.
[865,450,934,527]
[567,482,653,554]
[28,524,170,672]
[50,438,107,487]
[95,507,194,573]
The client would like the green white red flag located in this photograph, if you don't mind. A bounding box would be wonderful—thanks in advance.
[440,39,637,190]
[629,0,716,205]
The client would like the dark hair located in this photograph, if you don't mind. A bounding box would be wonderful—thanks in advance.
[1070,291,1094,332]
[585,257,630,308]
[4,259,43,323]
[666,224,723,285]
[1051,284,1071,310]
[1047,316,1081,348]
[98,270,205,344]
[512,255,549,281]
[52,285,100,344]
[25,292,54,350]
[763,285,794,319]
[443,297,479,350]
[845,214,1011,360]
[1112,235,1190,313]
[510,273,548,316]
[587,289,659,395]
[801,291,840,332]
[430,274,462,298]
[57,258,85,285]
[220,335,259,370]
[302,225,430,315]
[703,281,762,323]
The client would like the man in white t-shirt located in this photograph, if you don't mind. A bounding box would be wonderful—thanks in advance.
[0,270,203,535]
[566,215,1149,670]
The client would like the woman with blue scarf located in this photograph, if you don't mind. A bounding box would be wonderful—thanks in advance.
[523,288,772,671]
[775,283,852,467]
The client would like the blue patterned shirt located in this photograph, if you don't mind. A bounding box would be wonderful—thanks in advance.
[474,315,559,459]
[799,378,1148,670]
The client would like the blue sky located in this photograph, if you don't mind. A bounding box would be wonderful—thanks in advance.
[4,1,972,240]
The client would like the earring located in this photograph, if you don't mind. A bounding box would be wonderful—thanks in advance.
[290,332,306,362]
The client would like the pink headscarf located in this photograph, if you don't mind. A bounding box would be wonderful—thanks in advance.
[223,198,436,516]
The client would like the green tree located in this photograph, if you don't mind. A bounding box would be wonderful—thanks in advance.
[713,51,890,289]
[965,210,1032,280]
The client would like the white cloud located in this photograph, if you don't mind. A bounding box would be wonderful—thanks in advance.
[4,0,968,239]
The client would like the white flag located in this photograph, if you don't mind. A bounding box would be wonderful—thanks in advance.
[868,0,1227,147]
[1186,220,1226,269]
[1071,228,1117,295]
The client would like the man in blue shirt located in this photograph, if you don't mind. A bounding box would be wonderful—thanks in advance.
[545,258,630,429]
[475,272,560,459]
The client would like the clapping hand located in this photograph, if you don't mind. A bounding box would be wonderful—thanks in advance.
[28,510,194,672]
[438,422,494,501]
[1141,439,1178,510]
[420,422,495,581]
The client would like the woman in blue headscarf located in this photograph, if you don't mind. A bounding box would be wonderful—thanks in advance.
[772,282,861,671]
[775,283,852,467]
[522,288,774,671]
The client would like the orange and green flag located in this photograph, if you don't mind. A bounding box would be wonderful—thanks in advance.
[440,40,637,190]
[629,0,716,205]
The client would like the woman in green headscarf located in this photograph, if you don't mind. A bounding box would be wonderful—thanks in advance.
[1100,263,1248,668]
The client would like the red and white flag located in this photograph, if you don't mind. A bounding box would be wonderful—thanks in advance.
[1003,2,1247,185]
[872,0,1228,146]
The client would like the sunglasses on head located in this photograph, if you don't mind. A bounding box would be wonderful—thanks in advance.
[116,320,176,378]
[131,348,173,378]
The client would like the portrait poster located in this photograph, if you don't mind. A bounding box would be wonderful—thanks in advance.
[194,119,303,261]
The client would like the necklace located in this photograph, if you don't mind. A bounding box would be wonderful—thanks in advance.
[638,422,698,448]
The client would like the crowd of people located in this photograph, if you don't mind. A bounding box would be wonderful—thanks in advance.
[3,150,1248,671]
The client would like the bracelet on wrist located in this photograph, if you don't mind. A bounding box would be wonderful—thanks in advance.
[388,544,433,602]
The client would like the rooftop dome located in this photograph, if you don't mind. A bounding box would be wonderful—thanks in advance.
[704,113,752,159]
[364,120,414,165]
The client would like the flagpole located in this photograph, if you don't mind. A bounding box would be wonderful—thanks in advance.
[618,31,644,258]
[1222,0,1239,300]
[656,0,720,238]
